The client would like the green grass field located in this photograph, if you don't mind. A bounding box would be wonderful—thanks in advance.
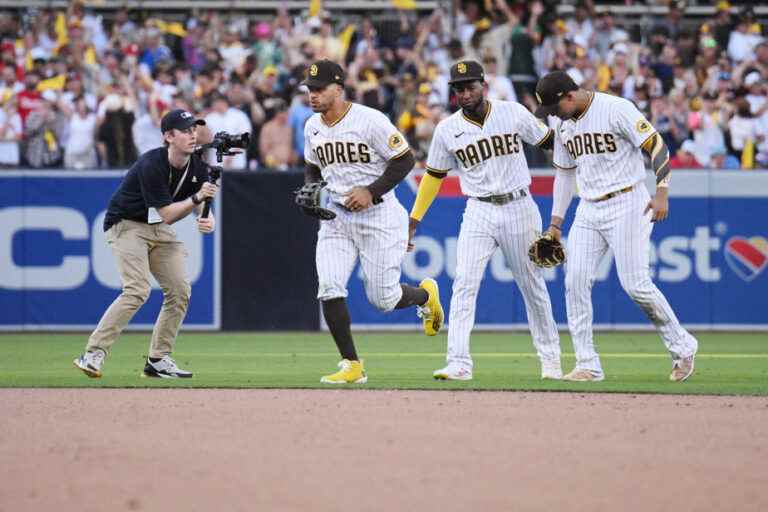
[1,331,766,394]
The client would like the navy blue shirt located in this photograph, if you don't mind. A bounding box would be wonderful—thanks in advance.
[104,147,208,231]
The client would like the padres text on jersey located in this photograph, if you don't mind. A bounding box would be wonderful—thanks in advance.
[426,100,551,196]
[553,92,655,200]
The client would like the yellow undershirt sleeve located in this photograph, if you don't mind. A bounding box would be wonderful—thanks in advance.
[409,172,444,221]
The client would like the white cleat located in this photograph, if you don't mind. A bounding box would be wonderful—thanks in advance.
[541,360,563,380]
[670,354,695,382]
[433,364,473,381]
[562,368,605,382]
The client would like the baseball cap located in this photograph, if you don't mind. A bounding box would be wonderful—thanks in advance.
[160,109,205,133]
[301,60,345,88]
[448,60,484,85]
[534,71,579,118]
[744,71,762,87]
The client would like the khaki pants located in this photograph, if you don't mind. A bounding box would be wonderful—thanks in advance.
[86,220,191,358]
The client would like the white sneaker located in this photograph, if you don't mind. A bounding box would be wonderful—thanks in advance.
[73,349,106,378]
[143,356,193,378]
[433,364,473,381]
[541,360,563,380]
[562,368,605,382]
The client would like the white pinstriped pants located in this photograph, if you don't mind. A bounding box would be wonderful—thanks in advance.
[446,193,561,369]
[316,200,408,312]
[565,184,698,373]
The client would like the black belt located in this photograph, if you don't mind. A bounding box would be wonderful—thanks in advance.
[591,186,633,202]
[334,197,384,212]
[473,189,527,205]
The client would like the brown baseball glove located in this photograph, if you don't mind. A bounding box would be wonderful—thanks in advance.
[528,233,566,268]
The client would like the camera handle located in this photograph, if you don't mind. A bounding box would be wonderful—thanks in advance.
[201,165,222,219]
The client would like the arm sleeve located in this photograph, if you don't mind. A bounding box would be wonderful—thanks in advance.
[305,163,322,184]
[641,131,671,187]
[552,167,576,219]
[303,122,320,166]
[517,104,552,147]
[368,111,410,161]
[424,125,454,175]
[552,129,576,170]
[612,99,657,148]
[410,172,444,221]
[366,150,415,200]
[137,157,173,209]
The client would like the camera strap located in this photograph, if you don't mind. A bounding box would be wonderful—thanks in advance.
[170,158,191,200]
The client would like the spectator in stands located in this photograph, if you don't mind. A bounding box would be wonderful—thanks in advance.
[670,140,702,169]
[139,27,174,74]
[709,145,741,169]
[96,88,138,168]
[728,97,760,162]
[61,95,97,169]
[483,56,516,102]
[288,90,312,163]
[258,100,296,170]
[251,21,282,72]
[25,90,66,168]
[132,96,164,155]
[16,71,42,128]
[0,96,21,167]
[727,7,763,64]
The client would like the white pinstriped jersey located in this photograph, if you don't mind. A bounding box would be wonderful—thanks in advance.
[425,100,550,197]
[304,103,409,203]
[553,92,655,200]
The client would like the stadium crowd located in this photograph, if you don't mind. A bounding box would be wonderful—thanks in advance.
[0,0,766,170]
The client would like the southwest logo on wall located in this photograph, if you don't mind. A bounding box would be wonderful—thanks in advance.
[724,236,768,282]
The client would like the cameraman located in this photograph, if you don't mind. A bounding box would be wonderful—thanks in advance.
[74,109,218,379]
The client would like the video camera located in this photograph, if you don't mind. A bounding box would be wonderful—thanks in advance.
[194,131,250,218]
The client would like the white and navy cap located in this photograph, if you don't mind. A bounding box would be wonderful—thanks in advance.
[160,109,206,133]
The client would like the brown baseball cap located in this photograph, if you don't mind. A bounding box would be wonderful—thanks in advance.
[448,60,485,85]
[302,60,345,88]
[534,71,579,117]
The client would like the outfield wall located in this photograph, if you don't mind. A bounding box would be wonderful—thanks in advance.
[1,170,766,331]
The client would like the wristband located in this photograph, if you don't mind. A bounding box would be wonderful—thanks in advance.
[549,224,562,231]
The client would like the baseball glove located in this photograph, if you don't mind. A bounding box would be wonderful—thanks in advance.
[294,181,336,220]
[528,233,566,268]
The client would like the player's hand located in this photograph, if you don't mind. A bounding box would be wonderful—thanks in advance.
[198,182,218,200]
[197,215,215,233]
[644,188,669,222]
[407,217,419,252]
[545,225,562,241]
[344,187,373,211]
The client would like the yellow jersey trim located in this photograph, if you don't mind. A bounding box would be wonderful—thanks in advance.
[462,102,492,128]
[321,102,353,128]
[574,92,595,121]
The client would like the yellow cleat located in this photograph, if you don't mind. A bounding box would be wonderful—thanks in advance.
[417,278,443,336]
[320,359,368,384]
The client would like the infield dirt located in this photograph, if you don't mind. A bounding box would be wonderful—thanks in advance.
[2,389,766,511]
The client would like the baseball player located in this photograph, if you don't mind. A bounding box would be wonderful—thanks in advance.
[410,60,563,381]
[73,109,218,379]
[301,60,443,384]
[534,71,699,382]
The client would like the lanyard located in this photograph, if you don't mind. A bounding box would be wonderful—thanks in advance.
[170,158,191,200]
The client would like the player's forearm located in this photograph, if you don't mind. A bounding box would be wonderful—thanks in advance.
[366,150,415,200]
[551,168,575,226]
[409,171,444,221]
[305,163,322,183]
[642,132,671,188]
